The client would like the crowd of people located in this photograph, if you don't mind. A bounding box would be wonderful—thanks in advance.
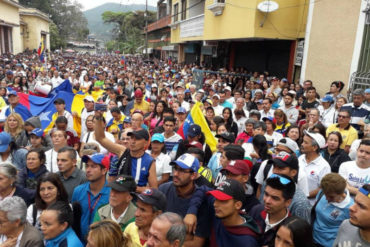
[0,51,369,247]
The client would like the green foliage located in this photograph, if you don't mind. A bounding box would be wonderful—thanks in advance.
[49,22,66,50]
[83,3,156,42]
[102,10,156,54]
[19,0,89,49]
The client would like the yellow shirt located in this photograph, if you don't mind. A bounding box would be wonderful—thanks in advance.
[124,222,147,247]
[131,99,150,114]
[326,123,358,149]
[0,97,7,111]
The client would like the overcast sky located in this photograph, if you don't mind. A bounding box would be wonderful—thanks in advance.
[77,0,158,10]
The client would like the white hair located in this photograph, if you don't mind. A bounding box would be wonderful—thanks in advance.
[0,196,27,224]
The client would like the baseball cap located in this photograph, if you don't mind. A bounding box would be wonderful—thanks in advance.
[321,95,334,103]
[212,94,220,100]
[6,71,13,75]
[303,130,326,149]
[134,89,143,98]
[84,95,94,102]
[207,179,245,204]
[262,116,274,122]
[222,160,250,175]
[135,188,167,211]
[187,124,201,137]
[8,90,17,96]
[123,116,131,123]
[203,98,213,105]
[82,153,110,169]
[272,151,299,170]
[185,141,203,150]
[215,132,235,143]
[30,128,44,137]
[107,175,137,192]
[225,86,232,91]
[170,153,200,172]
[276,138,299,152]
[0,132,11,152]
[353,88,364,96]
[365,88,370,94]
[0,116,6,123]
[255,89,263,94]
[177,107,186,114]
[151,84,158,88]
[127,129,149,141]
[54,98,65,104]
[288,90,297,95]
[151,133,164,143]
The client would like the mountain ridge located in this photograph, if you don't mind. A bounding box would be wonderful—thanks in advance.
[83,2,156,42]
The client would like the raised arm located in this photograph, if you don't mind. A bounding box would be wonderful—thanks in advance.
[94,110,126,156]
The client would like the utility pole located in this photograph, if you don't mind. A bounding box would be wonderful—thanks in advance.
[145,0,149,60]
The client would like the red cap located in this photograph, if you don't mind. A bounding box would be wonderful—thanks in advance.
[134,89,143,98]
[222,160,250,175]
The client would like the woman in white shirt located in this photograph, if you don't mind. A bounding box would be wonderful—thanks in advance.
[146,133,172,185]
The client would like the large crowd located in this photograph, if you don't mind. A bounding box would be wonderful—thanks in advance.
[0,51,369,247]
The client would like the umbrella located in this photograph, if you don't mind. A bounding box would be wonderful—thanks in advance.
[65,49,75,53]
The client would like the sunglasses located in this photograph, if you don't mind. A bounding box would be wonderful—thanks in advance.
[269,174,292,185]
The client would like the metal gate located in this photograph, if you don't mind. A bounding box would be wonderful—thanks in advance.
[348,71,370,100]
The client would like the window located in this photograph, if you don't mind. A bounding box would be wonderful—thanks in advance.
[174,3,179,22]
[181,0,187,20]
[217,0,225,2]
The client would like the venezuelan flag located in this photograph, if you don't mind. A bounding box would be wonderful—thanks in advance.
[37,37,45,63]
[179,102,217,152]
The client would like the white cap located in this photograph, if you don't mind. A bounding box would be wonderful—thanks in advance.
[225,86,232,91]
[212,94,220,99]
[151,84,158,88]
[84,95,95,102]
[276,137,299,152]
[303,130,326,149]
[288,90,297,95]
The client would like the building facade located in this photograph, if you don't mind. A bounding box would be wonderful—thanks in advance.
[0,0,50,54]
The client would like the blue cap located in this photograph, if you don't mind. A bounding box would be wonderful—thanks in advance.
[30,128,44,137]
[151,133,164,143]
[175,74,181,79]
[187,124,201,137]
[6,71,13,75]
[365,88,370,94]
[0,132,11,152]
[170,153,200,172]
[8,90,17,96]
[124,116,131,123]
[256,99,263,104]
[16,63,22,67]
[82,153,110,169]
[177,107,186,114]
[321,95,334,103]
[262,116,274,122]
[184,89,190,94]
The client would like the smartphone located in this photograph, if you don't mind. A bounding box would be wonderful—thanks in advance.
[95,103,108,112]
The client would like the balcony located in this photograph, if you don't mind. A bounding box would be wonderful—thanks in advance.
[180,14,204,38]
[147,15,171,33]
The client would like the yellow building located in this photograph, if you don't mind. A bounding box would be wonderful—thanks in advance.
[0,0,50,54]
[170,0,308,79]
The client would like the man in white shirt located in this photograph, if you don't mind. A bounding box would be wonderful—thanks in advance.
[259,98,275,119]
[78,95,95,138]
[339,139,370,196]
[299,131,331,204]
[93,175,137,231]
[281,93,298,124]
[51,70,64,88]
[212,94,224,116]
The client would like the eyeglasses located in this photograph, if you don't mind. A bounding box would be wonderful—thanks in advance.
[338,115,350,119]
[269,174,292,185]
[172,165,193,174]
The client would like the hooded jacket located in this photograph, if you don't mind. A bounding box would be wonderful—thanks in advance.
[16,116,52,151]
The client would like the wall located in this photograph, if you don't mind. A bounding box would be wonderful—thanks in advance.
[21,14,50,51]
[0,1,21,53]
[304,0,361,96]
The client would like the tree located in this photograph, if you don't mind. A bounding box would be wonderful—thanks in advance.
[19,0,89,49]
[50,22,66,50]
[102,10,156,54]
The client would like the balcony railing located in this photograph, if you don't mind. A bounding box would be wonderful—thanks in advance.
[180,14,204,38]
[147,15,171,32]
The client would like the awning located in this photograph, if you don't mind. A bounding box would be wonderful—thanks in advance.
[162,45,177,51]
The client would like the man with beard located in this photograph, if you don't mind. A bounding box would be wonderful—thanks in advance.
[333,184,370,247]
[249,174,296,247]
[159,153,212,247]
[72,153,111,242]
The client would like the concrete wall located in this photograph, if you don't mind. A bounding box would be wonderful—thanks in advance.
[304,0,362,96]
[21,14,50,51]
[0,1,21,53]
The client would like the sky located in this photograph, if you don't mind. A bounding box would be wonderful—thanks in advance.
[77,0,158,11]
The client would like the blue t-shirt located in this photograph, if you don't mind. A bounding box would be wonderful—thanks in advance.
[159,182,212,238]
[71,182,110,241]
[313,191,353,247]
